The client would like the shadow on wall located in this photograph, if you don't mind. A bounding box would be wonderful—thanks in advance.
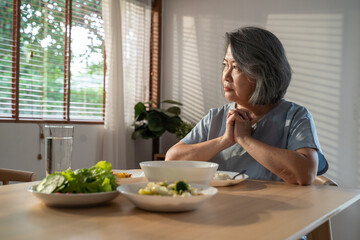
[266,14,343,183]
[170,14,226,123]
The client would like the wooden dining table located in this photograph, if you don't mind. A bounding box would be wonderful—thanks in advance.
[0,178,359,240]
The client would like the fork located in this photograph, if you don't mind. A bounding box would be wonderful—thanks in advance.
[231,169,247,180]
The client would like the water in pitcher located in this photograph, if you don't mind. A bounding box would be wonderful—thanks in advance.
[46,137,73,175]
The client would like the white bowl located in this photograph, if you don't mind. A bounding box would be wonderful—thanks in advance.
[139,161,218,185]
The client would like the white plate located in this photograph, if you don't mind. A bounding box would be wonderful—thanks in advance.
[117,182,218,212]
[210,171,249,187]
[113,169,147,185]
[28,186,119,207]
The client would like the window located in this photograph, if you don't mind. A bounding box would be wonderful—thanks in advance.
[0,0,105,123]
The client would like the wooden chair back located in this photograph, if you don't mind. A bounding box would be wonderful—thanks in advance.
[0,168,37,185]
[307,175,338,240]
[313,175,338,186]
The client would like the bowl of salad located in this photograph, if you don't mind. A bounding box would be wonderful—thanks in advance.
[28,161,119,207]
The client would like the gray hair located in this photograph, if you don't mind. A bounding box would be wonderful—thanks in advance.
[225,26,292,105]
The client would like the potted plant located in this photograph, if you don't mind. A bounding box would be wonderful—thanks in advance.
[131,100,184,140]
[132,100,195,158]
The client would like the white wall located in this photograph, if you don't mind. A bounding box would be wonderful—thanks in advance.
[0,123,104,180]
[0,122,153,180]
[161,0,360,239]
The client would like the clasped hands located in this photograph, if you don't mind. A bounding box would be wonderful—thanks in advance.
[223,109,253,147]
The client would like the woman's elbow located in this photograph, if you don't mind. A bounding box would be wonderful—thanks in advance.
[283,175,314,186]
[164,147,178,161]
[280,168,316,186]
[165,142,186,161]
[298,162,317,185]
[294,149,318,185]
[294,168,317,185]
[296,174,316,186]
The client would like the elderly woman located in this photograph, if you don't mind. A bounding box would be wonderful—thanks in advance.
[165,26,328,185]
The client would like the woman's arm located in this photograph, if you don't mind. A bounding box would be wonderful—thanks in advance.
[165,137,230,161]
[238,135,318,185]
[166,110,239,161]
[232,110,318,185]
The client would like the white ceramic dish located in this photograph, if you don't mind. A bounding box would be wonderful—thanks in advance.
[113,169,147,185]
[210,171,249,187]
[140,161,218,185]
[28,185,119,207]
[117,182,218,212]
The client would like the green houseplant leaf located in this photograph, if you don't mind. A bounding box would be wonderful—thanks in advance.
[132,100,185,140]
[164,116,182,133]
[134,102,146,119]
[166,107,181,116]
[161,100,183,106]
[147,111,164,132]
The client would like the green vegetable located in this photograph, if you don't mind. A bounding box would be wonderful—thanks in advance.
[138,181,199,196]
[95,160,112,172]
[36,174,66,193]
[175,180,189,194]
[36,161,118,193]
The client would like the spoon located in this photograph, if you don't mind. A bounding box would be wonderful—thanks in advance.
[231,170,247,180]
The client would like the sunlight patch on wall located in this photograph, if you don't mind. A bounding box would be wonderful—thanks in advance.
[192,17,225,111]
[171,14,180,102]
[171,15,206,122]
[267,14,343,179]
[171,15,225,124]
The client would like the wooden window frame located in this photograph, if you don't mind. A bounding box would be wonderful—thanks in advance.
[149,0,162,155]
[2,0,106,124]
[149,0,161,108]
[2,0,160,125]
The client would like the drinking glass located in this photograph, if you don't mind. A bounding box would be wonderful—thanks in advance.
[44,125,74,175]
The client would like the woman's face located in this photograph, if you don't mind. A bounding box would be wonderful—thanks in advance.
[222,45,256,105]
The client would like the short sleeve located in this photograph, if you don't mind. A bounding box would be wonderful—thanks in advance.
[287,106,328,175]
[181,109,214,144]
[287,107,319,151]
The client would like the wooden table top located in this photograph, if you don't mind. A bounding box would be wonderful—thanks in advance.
[1,179,359,240]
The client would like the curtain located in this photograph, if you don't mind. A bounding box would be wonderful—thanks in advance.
[102,0,152,169]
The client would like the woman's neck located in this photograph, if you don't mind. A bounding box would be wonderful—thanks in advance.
[235,101,280,123]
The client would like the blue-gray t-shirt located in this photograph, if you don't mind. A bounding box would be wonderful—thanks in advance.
[181,99,328,181]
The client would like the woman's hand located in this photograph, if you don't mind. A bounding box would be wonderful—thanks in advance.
[222,110,236,146]
[230,109,253,143]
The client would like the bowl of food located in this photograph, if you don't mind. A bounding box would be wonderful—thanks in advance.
[117,181,218,212]
[139,161,218,185]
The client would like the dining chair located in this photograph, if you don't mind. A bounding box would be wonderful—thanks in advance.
[306,176,338,240]
[0,168,37,185]
[153,153,166,160]
[313,175,338,187]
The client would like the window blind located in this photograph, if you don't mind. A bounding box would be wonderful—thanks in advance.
[19,0,68,120]
[0,0,105,122]
[0,0,17,118]
[70,0,104,121]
